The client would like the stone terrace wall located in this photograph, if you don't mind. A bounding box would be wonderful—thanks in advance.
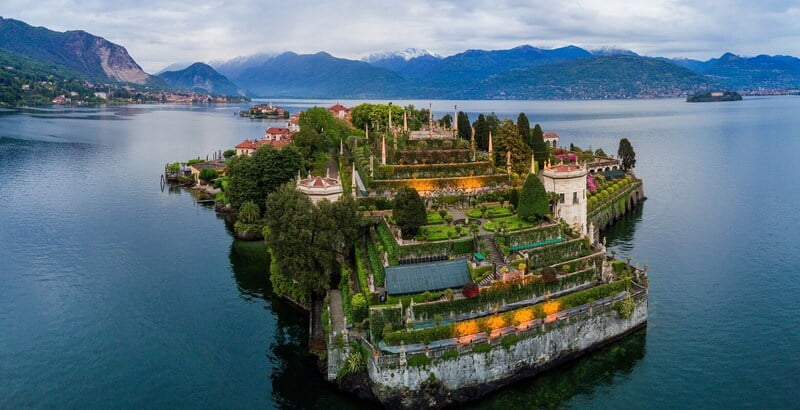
[367,296,647,409]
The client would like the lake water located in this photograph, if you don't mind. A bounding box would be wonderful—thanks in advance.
[1,98,799,408]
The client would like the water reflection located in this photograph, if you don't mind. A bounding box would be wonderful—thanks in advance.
[602,203,645,253]
[468,330,647,409]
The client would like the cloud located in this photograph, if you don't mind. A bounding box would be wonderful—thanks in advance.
[2,0,800,72]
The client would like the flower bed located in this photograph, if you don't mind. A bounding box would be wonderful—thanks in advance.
[382,279,630,345]
[370,174,509,192]
[411,267,598,321]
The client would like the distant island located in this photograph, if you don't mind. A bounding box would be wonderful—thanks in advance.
[687,91,743,102]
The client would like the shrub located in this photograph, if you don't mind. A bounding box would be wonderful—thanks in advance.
[616,295,635,319]
[408,354,431,367]
[472,343,492,354]
[223,149,236,158]
[238,201,260,224]
[393,187,427,238]
[501,334,520,350]
[352,293,368,323]
[440,349,459,361]
[199,167,219,183]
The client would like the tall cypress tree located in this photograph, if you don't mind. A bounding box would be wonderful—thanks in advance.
[457,111,471,140]
[517,174,550,221]
[473,114,488,151]
[618,138,636,170]
[531,123,549,169]
[517,113,531,148]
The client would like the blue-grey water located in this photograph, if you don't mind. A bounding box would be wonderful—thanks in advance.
[1,98,799,408]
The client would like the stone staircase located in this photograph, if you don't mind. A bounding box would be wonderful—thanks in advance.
[479,235,506,285]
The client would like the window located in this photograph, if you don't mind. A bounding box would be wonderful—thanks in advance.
[573,191,578,204]
[559,193,565,204]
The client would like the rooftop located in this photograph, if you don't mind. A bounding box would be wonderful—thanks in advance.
[385,259,471,295]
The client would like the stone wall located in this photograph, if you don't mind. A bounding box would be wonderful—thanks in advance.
[589,182,645,231]
[367,296,647,409]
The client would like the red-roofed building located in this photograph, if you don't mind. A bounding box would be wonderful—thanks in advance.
[328,103,351,121]
[265,127,292,141]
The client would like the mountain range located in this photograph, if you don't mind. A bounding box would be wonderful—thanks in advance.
[3,16,800,101]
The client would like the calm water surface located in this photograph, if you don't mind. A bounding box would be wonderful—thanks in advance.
[1,98,799,408]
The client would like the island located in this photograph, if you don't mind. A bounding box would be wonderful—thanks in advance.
[165,103,648,409]
[687,90,743,102]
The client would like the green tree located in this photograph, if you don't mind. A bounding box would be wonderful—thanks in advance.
[531,124,549,169]
[508,188,519,209]
[223,149,236,159]
[473,114,489,151]
[393,187,427,239]
[517,113,531,148]
[238,201,261,224]
[495,119,531,174]
[485,113,501,136]
[594,148,607,158]
[198,168,219,183]
[226,145,302,211]
[264,184,360,303]
[439,113,452,129]
[351,293,368,323]
[618,138,636,170]
[457,111,470,140]
[517,174,550,221]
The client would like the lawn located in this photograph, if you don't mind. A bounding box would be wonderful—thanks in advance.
[416,224,468,241]
[426,211,452,225]
[466,206,514,219]
[483,216,536,232]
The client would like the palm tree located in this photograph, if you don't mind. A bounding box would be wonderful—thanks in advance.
[238,201,260,224]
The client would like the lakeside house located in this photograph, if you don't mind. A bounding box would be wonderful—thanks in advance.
[188,160,226,183]
[287,113,301,132]
[235,127,294,156]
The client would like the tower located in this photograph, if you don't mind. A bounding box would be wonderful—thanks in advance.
[381,135,386,165]
[541,163,589,235]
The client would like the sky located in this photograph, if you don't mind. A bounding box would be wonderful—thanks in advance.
[1,0,799,73]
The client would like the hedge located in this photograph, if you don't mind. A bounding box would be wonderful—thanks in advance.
[385,291,443,308]
[369,305,404,339]
[376,161,495,180]
[497,223,562,248]
[376,222,399,264]
[355,245,371,297]
[340,266,354,324]
[412,267,598,320]
[357,196,394,211]
[367,239,386,287]
[469,264,493,282]
[396,237,473,259]
[394,149,472,165]
[527,238,592,269]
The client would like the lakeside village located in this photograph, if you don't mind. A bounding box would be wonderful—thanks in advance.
[165,102,648,408]
[39,81,247,106]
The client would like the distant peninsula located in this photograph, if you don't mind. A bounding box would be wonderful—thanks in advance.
[687,91,742,102]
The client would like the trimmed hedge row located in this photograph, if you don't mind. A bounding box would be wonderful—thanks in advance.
[382,279,630,345]
[394,149,472,165]
[397,237,474,259]
[357,196,394,211]
[497,223,562,248]
[355,245,371,297]
[376,222,399,265]
[412,267,598,320]
[527,238,592,269]
[367,239,386,287]
[376,161,496,180]
[369,305,404,339]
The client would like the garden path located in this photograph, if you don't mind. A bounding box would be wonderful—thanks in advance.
[328,289,345,333]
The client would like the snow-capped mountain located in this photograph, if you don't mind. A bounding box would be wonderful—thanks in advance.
[361,48,440,63]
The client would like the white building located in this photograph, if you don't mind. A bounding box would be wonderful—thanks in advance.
[297,174,344,204]
[541,163,588,235]
[544,132,559,148]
